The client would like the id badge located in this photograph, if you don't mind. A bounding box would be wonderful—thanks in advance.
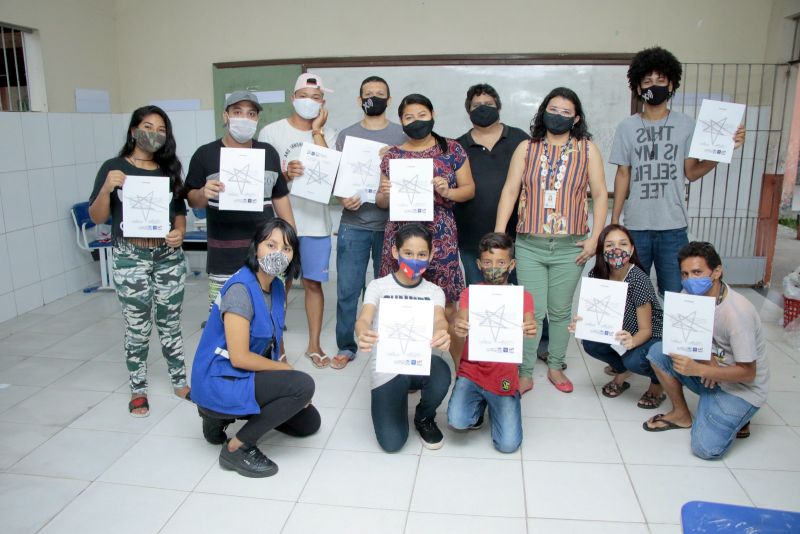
[544,190,557,209]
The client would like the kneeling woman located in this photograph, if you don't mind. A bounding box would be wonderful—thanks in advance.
[192,219,320,477]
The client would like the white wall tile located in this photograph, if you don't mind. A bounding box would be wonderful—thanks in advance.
[112,113,129,143]
[41,274,67,304]
[20,113,52,170]
[64,266,89,294]
[53,165,79,221]
[195,110,216,147]
[0,113,27,172]
[28,168,59,226]
[76,162,100,202]
[0,292,16,323]
[14,283,43,315]
[6,228,41,289]
[0,171,33,232]
[0,236,12,295]
[0,192,5,234]
[83,262,101,287]
[93,114,116,162]
[48,113,76,166]
[34,222,65,280]
[71,114,96,164]
[60,218,89,271]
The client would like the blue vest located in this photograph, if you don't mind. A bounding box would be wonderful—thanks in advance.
[190,268,286,415]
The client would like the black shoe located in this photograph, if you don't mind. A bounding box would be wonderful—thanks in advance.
[219,443,279,478]
[415,417,444,450]
[468,412,484,430]
[200,411,234,445]
[201,320,207,329]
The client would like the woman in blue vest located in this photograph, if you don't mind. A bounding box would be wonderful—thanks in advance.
[192,218,319,478]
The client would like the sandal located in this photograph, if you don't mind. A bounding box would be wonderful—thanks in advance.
[642,413,691,432]
[129,396,150,418]
[637,391,666,409]
[736,422,751,439]
[602,380,630,398]
[330,354,351,370]
[603,365,619,376]
[304,351,330,369]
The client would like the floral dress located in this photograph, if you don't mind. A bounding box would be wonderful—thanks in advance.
[379,139,466,303]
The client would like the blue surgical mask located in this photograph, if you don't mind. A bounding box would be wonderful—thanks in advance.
[398,257,428,280]
[682,276,713,295]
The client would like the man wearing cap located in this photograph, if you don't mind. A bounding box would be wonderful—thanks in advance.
[258,73,338,369]
[186,91,295,308]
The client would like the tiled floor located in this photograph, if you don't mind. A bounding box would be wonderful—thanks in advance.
[0,271,799,533]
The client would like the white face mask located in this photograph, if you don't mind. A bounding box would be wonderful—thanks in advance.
[227,116,257,143]
[293,98,322,120]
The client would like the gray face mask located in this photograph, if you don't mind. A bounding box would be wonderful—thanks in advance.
[258,251,290,276]
[133,129,166,153]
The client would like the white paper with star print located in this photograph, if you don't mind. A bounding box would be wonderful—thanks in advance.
[376,297,434,375]
[688,99,745,164]
[468,284,524,364]
[574,277,628,344]
[333,136,386,203]
[218,147,265,212]
[389,158,434,222]
[121,175,170,237]
[290,143,342,204]
[663,291,716,360]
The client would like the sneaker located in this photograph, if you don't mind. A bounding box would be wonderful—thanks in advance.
[468,412,484,430]
[219,443,279,478]
[414,417,444,450]
[200,411,234,445]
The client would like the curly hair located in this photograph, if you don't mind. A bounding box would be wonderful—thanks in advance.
[627,46,682,93]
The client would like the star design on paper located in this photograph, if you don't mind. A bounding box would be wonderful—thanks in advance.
[129,191,164,221]
[385,317,429,353]
[699,117,734,146]
[349,159,377,186]
[304,160,331,186]
[474,305,520,342]
[222,163,256,194]
[582,296,623,325]
[395,174,430,205]
[667,311,711,343]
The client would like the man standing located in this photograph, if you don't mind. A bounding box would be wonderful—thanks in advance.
[186,91,295,308]
[643,242,769,460]
[332,76,406,370]
[259,74,337,369]
[610,47,744,295]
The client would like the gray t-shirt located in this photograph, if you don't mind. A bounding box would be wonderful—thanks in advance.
[219,282,271,322]
[712,286,769,407]
[609,111,695,231]
[335,122,407,231]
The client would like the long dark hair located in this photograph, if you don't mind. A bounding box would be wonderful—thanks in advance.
[529,87,592,142]
[244,218,301,280]
[589,224,645,280]
[119,105,183,197]
[397,93,448,154]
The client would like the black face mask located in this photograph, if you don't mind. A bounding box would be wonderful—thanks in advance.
[403,119,435,140]
[469,105,499,127]
[640,84,671,105]
[362,96,388,116]
[542,112,574,135]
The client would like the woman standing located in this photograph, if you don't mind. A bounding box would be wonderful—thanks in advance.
[89,105,189,417]
[496,87,608,394]
[376,94,475,320]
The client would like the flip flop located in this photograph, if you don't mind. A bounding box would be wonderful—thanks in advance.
[637,391,666,409]
[129,396,150,418]
[304,351,330,369]
[603,365,619,376]
[642,413,691,432]
[330,354,351,370]
[602,380,630,398]
[736,422,751,439]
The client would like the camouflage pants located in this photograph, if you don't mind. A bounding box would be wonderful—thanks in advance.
[208,273,232,310]
[113,241,187,394]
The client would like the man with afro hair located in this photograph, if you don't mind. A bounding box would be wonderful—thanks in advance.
[609,46,745,296]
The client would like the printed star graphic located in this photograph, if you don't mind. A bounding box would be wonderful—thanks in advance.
[129,191,164,221]
[700,117,733,146]
[385,317,429,353]
[304,160,331,186]
[667,311,711,343]
[348,160,377,186]
[222,163,255,194]
[582,296,622,325]
[396,174,430,205]
[474,305,520,342]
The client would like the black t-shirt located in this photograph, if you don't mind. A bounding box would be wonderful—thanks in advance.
[590,265,664,339]
[185,139,289,275]
[455,124,530,246]
[89,157,186,241]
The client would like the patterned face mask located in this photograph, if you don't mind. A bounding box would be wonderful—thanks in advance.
[258,251,290,276]
[481,266,510,284]
[603,247,631,270]
[133,129,166,153]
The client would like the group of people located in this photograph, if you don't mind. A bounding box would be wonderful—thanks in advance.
[88,46,769,479]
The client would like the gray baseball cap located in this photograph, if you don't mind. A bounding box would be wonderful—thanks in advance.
[224,90,263,112]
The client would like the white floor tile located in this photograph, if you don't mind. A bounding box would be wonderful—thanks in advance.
[647,524,683,534]
[304,373,359,408]
[523,461,644,522]
[300,449,418,510]
[732,468,800,511]
[49,360,128,391]
[767,391,800,425]
[0,356,84,387]
[627,464,751,524]
[609,419,723,468]
[345,376,373,410]
[260,406,340,449]
[520,383,605,420]
[99,434,217,491]
[406,512,526,534]
[283,503,406,534]
[723,425,800,470]
[0,387,108,426]
[147,399,204,439]
[527,518,649,534]
[326,408,422,455]
[0,473,88,534]
[521,417,621,463]
[411,456,525,517]
[36,329,119,360]
[39,481,186,534]
[161,493,294,534]
[768,363,800,392]
[424,415,522,460]
[0,422,60,469]
[751,402,790,425]
[69,392,179,433]
[0,384,41,413]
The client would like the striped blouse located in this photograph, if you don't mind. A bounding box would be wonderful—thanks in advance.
[516,138,590,236]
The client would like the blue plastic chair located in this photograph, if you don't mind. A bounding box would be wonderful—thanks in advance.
[681,500,800,533]
[71,201,114,290]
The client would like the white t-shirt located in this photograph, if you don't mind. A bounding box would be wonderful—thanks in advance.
[712,285,769,407]
[362,274,446,389]
[258,118,338,237]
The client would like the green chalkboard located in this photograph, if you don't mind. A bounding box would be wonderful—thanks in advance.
[212,64,302,138]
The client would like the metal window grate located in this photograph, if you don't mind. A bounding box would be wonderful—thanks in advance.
[0,23,30,111]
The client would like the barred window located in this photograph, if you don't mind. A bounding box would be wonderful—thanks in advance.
[1,22,46,112]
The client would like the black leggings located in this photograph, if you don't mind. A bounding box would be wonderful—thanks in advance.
[236,370,320,446]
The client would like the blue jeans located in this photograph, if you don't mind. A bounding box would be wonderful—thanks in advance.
[459,247,518,286]
[447,376,522,453]
[628,228,689,295]
[371,355,451,452]
[582,338,660,383]
[647,344,759,460]
[336,224,384,358]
